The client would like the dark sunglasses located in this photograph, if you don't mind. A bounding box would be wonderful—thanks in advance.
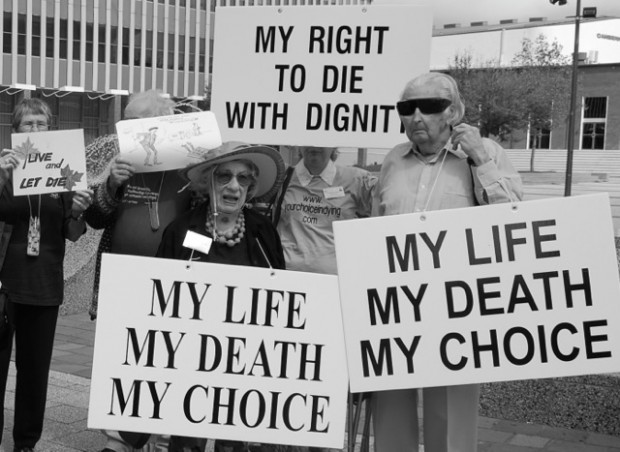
[213,170,256,187]
[396,98,452,116]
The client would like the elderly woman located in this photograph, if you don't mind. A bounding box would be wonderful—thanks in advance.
[0,98,93,452]
[157,141,286,452]
[84,90,207,452]
[157,141,285,268]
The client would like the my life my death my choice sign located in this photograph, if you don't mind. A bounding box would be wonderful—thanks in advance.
[334,194,620,393]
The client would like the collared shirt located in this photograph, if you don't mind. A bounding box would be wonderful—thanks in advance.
[296,159,338,186]
[277,159,376,275]
[372,138,523,217]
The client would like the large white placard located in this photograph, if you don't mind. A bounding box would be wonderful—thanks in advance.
[11,129,87,196]
[88,254,348,449]
[333,194,620,393]
[211,5,432,149]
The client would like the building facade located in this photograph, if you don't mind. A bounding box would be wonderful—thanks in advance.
[431,16,620,151]
[0,0,214,148]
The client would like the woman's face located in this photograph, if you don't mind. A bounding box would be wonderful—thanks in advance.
[16,113,49,133]
[211,161,255,215]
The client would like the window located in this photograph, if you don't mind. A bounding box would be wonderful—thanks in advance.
[0,93,16,150]
[1,10,206,72]
[582,97,607,150]
[529,128,550,150]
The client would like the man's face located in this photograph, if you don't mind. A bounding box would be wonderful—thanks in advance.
[399,81,453,155]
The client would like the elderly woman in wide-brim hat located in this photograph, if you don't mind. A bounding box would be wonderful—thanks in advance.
[156,141,286,271]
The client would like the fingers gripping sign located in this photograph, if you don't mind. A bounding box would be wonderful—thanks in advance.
[108,157,136,192]
[451,124,491,166]
[0,149,19,183]
[72,189,94,217]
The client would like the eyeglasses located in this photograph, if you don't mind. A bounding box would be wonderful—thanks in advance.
[396,98,452,116]
[213,170,256,187]
[19,121,49,131]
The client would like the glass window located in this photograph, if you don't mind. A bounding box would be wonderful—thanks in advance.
[583,97,607,119]
[529,128,550,150]
[582,123,605,150]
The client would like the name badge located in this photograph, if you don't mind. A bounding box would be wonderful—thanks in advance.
[183,230,213,255]
[323,186,345,199]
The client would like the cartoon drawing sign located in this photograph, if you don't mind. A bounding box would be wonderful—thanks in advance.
[116,111,222,173]
[11,129,87,196]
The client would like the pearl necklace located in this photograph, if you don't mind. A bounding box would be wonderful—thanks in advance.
[205,211,246,247]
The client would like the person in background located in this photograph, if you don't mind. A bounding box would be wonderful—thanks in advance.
[0,98,93,452]
[274,146,376,276]
[371,72,523,452]
[156,141,286,452]
[269,146,375,452]
[84,89,205,452]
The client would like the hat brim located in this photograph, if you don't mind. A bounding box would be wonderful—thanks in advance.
[180,145,285,201]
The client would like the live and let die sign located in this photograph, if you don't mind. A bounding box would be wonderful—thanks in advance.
[89,255,348,449]
[11,129,87,196]
[211,4,432,149]
[333,194,620,393]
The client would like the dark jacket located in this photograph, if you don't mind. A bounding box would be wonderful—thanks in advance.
[156,202,285,270]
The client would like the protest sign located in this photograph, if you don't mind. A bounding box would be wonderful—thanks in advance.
[333,193,620,393]
[88,254,348,449]
[210,5,432,149]
[116,111,221,173]
[11,129,87,196]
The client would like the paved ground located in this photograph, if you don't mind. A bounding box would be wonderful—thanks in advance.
[1,312,619,452]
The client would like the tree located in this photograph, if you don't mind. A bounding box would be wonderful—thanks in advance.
[447,34,571,171]
[449,53,527,139]
[512,35,571,171]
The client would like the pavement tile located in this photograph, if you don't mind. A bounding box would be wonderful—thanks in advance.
[544,438,620,451]
[44,404,89,424]
[482,443,541,451]
[477,427,514,444]
[508,433,551,448]
[585,432,620,448]
[479,416,501,429]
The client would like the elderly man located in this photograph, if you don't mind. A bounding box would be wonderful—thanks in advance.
[371,72,523,452]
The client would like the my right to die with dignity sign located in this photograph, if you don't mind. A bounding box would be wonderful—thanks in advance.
[333,193,620,393]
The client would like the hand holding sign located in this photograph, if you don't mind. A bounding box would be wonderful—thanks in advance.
[71,189,94,217]
[0,149,19,185]
[108,157,136,192]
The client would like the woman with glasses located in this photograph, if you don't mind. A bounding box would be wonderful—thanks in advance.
[0,98,93,452]
[157,141,285,270]
[156,141,286,452]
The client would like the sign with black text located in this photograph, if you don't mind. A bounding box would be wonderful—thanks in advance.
[11,129,87,196]
[210,5,432,148]
[88,254,348,449]
[333,194,620,393]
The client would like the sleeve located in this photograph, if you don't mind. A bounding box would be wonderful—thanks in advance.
[83,180,123,229]
[83,135,123,230]
[252,212,286,270]
[61,192,87,241]
[156,223,179,259]
[471,139,523,205]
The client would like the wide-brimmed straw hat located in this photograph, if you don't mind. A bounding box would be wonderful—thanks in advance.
[180,141,285,200]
